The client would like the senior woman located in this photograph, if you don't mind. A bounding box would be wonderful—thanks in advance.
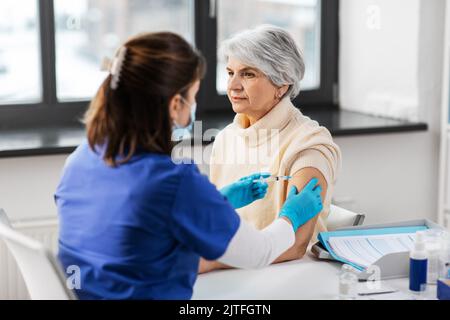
[199,25,342,273]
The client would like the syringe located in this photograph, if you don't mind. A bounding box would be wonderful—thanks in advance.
[253,175,292,183]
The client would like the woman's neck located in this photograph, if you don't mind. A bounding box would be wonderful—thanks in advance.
[247,115,258,127]
[244,99,281,127]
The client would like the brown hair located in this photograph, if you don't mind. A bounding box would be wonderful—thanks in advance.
[84,32,206,166]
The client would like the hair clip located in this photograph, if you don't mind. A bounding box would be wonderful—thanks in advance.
[100,46,127,90]
[110,47,127,90]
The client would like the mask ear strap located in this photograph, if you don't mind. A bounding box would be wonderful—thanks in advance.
[179,95,190,107]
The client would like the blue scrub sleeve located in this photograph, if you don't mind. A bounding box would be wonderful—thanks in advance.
[170,165,241,260]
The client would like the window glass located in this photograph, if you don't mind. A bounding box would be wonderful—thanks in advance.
[54,0,194,101]
[0,0,41,105]
[217,0,321,94]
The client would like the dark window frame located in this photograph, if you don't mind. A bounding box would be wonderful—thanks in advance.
[0,0,338,130]
[196,0,339,114]
[0,0,88,130]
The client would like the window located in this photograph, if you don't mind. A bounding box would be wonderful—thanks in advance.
[216,0,321,94]
[0,0,41,105]
[200,0,338,112]
[0,0,338,129]
[54,0,194,101]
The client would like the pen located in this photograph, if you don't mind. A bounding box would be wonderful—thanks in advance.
[357,290,398,296]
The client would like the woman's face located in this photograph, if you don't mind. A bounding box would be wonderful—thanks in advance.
[226,57,287,122]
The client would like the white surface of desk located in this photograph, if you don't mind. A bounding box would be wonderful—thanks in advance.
[193,253,341,300]
[192,252,437,300]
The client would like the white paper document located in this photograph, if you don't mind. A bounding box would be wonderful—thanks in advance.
[328,232,416,269]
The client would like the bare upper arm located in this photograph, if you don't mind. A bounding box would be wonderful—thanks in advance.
[286,167,328,209]
[285,167,328,251]
[272,167,328,263]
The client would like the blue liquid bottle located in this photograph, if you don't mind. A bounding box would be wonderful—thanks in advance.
[409,231,428,292]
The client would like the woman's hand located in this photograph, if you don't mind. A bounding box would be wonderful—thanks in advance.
[219,172,270,209]
[198,258,218,274]
[198,258,231,274]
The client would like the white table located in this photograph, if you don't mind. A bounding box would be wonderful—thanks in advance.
[192,252,437,300]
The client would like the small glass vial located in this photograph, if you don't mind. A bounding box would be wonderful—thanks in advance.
[439,232,450,279]
[424,229,442,284]
[339,264,358,299]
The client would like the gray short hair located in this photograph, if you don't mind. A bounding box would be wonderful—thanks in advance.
[219,25,305,100]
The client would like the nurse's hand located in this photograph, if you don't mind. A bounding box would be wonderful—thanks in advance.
[219,173,270,209]
[278,177,323,232]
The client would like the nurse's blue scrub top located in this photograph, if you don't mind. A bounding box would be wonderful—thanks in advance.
[55,140,240,300]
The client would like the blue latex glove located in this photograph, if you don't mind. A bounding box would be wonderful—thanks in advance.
[279,178,323,232]
[220,172,271,209]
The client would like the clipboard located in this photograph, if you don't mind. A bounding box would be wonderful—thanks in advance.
[311,219,444,280]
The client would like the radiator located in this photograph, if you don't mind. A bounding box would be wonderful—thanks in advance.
[0,218,59,300]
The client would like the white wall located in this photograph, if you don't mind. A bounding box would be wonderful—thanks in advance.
[0,155,68,221]
[340,0,421,121]
[336,0,445,224]
[333,132,439,224]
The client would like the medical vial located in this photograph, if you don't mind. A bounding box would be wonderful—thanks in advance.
[424,230,442,284]
[338,264,358,299]
[427,248,440,284]
[409,231,428,292]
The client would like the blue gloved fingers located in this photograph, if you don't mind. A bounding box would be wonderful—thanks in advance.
[254,192,267,200]
[257,187,268,194]
[237,178,253,188]
[253,185,268,199]
[252,180,268,188]
[303,177,319,192]
[253,188,268,197]
[255,186,268,196]
[220,175,270,209]
[258,172,272,179]
[278,180,325,232]
[287,186,298,199]
[252,181,268,192]
[252,180,268,198]
[314,185,322,194]
[314,186,323,205]
[240,172,272,182]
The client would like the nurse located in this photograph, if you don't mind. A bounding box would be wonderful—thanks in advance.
[55,32,323,300]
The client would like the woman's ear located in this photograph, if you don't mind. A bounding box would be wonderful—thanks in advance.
[168,94,182,123]
[277,85,290,99]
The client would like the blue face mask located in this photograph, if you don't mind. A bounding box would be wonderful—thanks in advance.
[172,98,197,140]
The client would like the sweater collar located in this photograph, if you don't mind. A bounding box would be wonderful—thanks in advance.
[232,97,297,144]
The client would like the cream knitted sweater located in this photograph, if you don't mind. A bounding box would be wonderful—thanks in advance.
[210,97,342,241]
